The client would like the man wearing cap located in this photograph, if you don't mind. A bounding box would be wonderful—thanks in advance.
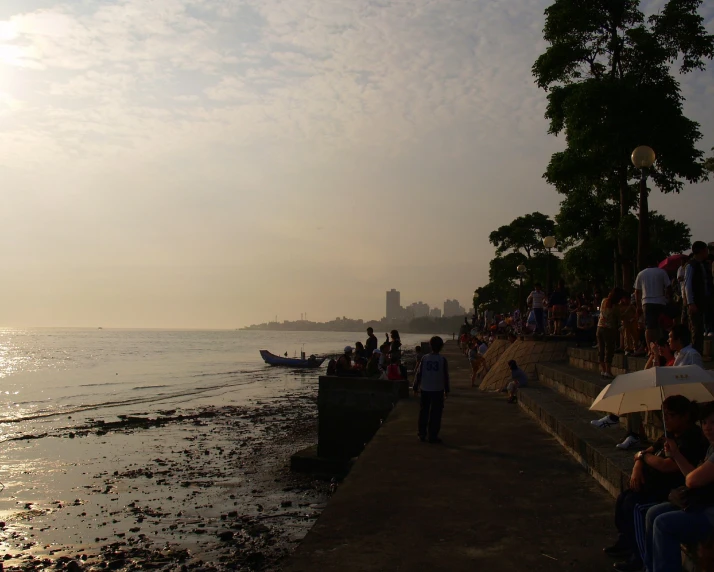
[336,346,353,375]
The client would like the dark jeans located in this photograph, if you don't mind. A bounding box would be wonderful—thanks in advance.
[646,502,713,572]
[689,310,705,355]
[534,308,545,334]
[616,489,664,559]
[418,391,444,439]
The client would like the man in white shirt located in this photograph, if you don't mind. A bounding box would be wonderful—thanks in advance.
[527,283,546,335]
[669,324,704,368]
[634,258,672,351]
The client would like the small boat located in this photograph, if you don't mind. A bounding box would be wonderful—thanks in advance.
[259,350,325,369]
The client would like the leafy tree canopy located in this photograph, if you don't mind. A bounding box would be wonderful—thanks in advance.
[488,212,557,259]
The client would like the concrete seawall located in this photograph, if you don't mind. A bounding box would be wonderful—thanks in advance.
[285,342,615,571]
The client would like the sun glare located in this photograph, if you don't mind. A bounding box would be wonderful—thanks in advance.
[0,20,18,42]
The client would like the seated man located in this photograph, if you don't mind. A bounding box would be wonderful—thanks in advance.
[670,324,704,367]
[603,395,708,572]
[336,346,360,377]
[506,360,528,403]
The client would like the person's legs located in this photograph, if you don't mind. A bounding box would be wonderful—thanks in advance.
[645,503,679,572]
[652,507,712,572]
[626,413,642,437]
[644,304,662,352]
[534,308,544,334]
[625,323,638,352]
[470,360,477,385]
[605,328,617,376]
[633,502,659,568]
[597,327,607,373]
[427,391,444,441]
[418,391,431,439]
[615,489,655,565]
[690,310,705,355]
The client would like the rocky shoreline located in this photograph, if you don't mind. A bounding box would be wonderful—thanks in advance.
[0,391,329,571]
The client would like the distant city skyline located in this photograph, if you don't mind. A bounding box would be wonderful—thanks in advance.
[384,289,467,322]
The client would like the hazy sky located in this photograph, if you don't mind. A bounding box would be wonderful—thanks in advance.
[1,0,713,328]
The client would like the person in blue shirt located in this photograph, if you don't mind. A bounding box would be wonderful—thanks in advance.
[413,336,450,443]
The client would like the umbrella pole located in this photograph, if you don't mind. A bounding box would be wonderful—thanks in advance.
[661,386,668,436]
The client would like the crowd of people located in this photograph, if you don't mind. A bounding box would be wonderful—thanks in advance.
[322,242,714,571]
[326,327,417,381]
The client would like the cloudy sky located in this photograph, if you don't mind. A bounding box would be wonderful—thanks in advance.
[1,0,713,328]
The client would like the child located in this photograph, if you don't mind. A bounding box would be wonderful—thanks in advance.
[413,336,450,443]
[468,342,489,387]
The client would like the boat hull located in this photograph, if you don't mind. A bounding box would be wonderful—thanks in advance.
[259,350,325,369]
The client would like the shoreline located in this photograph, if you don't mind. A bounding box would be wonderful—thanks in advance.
[0,392,329,571]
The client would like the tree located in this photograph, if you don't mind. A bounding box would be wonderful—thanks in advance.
[705,148,714,173]
[489,212,556,260]
[533,0,713,288]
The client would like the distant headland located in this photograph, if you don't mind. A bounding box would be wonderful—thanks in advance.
[240,315,468,334]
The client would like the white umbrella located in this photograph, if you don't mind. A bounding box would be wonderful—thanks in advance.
[590,366,714,417]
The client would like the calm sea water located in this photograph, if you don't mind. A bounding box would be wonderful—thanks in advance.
[0,329,429,441]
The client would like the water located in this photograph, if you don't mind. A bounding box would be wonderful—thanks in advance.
[0,328,429,440]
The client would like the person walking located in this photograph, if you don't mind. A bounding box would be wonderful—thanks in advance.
[527,283,547,335]
[413,336,450,444]
[634,258,672,353]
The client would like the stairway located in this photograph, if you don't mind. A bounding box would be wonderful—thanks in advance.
[519,345,713,498]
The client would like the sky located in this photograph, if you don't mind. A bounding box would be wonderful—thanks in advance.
[1,0,713,329]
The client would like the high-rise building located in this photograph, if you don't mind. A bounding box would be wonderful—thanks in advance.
[429,308,442,319]
[443,299,466,317]
[386,289,401,321]
[405,301,430,318]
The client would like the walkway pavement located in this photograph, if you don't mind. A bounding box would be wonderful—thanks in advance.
[284,342,617,572]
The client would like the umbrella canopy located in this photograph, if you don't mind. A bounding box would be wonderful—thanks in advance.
[659,254,687,273]
[590,366,714,416]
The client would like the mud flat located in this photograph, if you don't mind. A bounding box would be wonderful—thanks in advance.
[0,392,329,571]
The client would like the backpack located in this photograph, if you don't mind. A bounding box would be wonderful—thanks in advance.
[326,359,337,376]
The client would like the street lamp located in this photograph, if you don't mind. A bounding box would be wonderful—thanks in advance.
[517,264,527,331]
[632,145,656,272]
[543,236,556,294]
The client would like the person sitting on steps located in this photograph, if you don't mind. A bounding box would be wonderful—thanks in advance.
[506,360,528,404]
[603,396,708,572]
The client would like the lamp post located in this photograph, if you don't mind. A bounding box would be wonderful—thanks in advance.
[543,236,556,295]
[631,145,656,272]
[517,264,527,331]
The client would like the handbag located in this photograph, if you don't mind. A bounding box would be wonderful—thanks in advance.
[668,484,714,510]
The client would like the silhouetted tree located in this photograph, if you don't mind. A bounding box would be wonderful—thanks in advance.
[533,0,713,288]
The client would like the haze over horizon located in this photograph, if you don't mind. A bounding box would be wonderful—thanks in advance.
[1,0,713,329]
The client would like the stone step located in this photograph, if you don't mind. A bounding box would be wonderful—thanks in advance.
[567,346,713,375]
[536,362,609,407]
[536,362,663,441]
[518,384,635,498]
[568,347,630,375]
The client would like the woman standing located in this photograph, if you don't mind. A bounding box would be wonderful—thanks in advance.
[597,287,625,378]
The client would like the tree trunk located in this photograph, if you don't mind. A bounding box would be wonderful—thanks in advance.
[618,169,633,290]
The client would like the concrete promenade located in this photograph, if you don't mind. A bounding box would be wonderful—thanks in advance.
[285,342,617,572]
